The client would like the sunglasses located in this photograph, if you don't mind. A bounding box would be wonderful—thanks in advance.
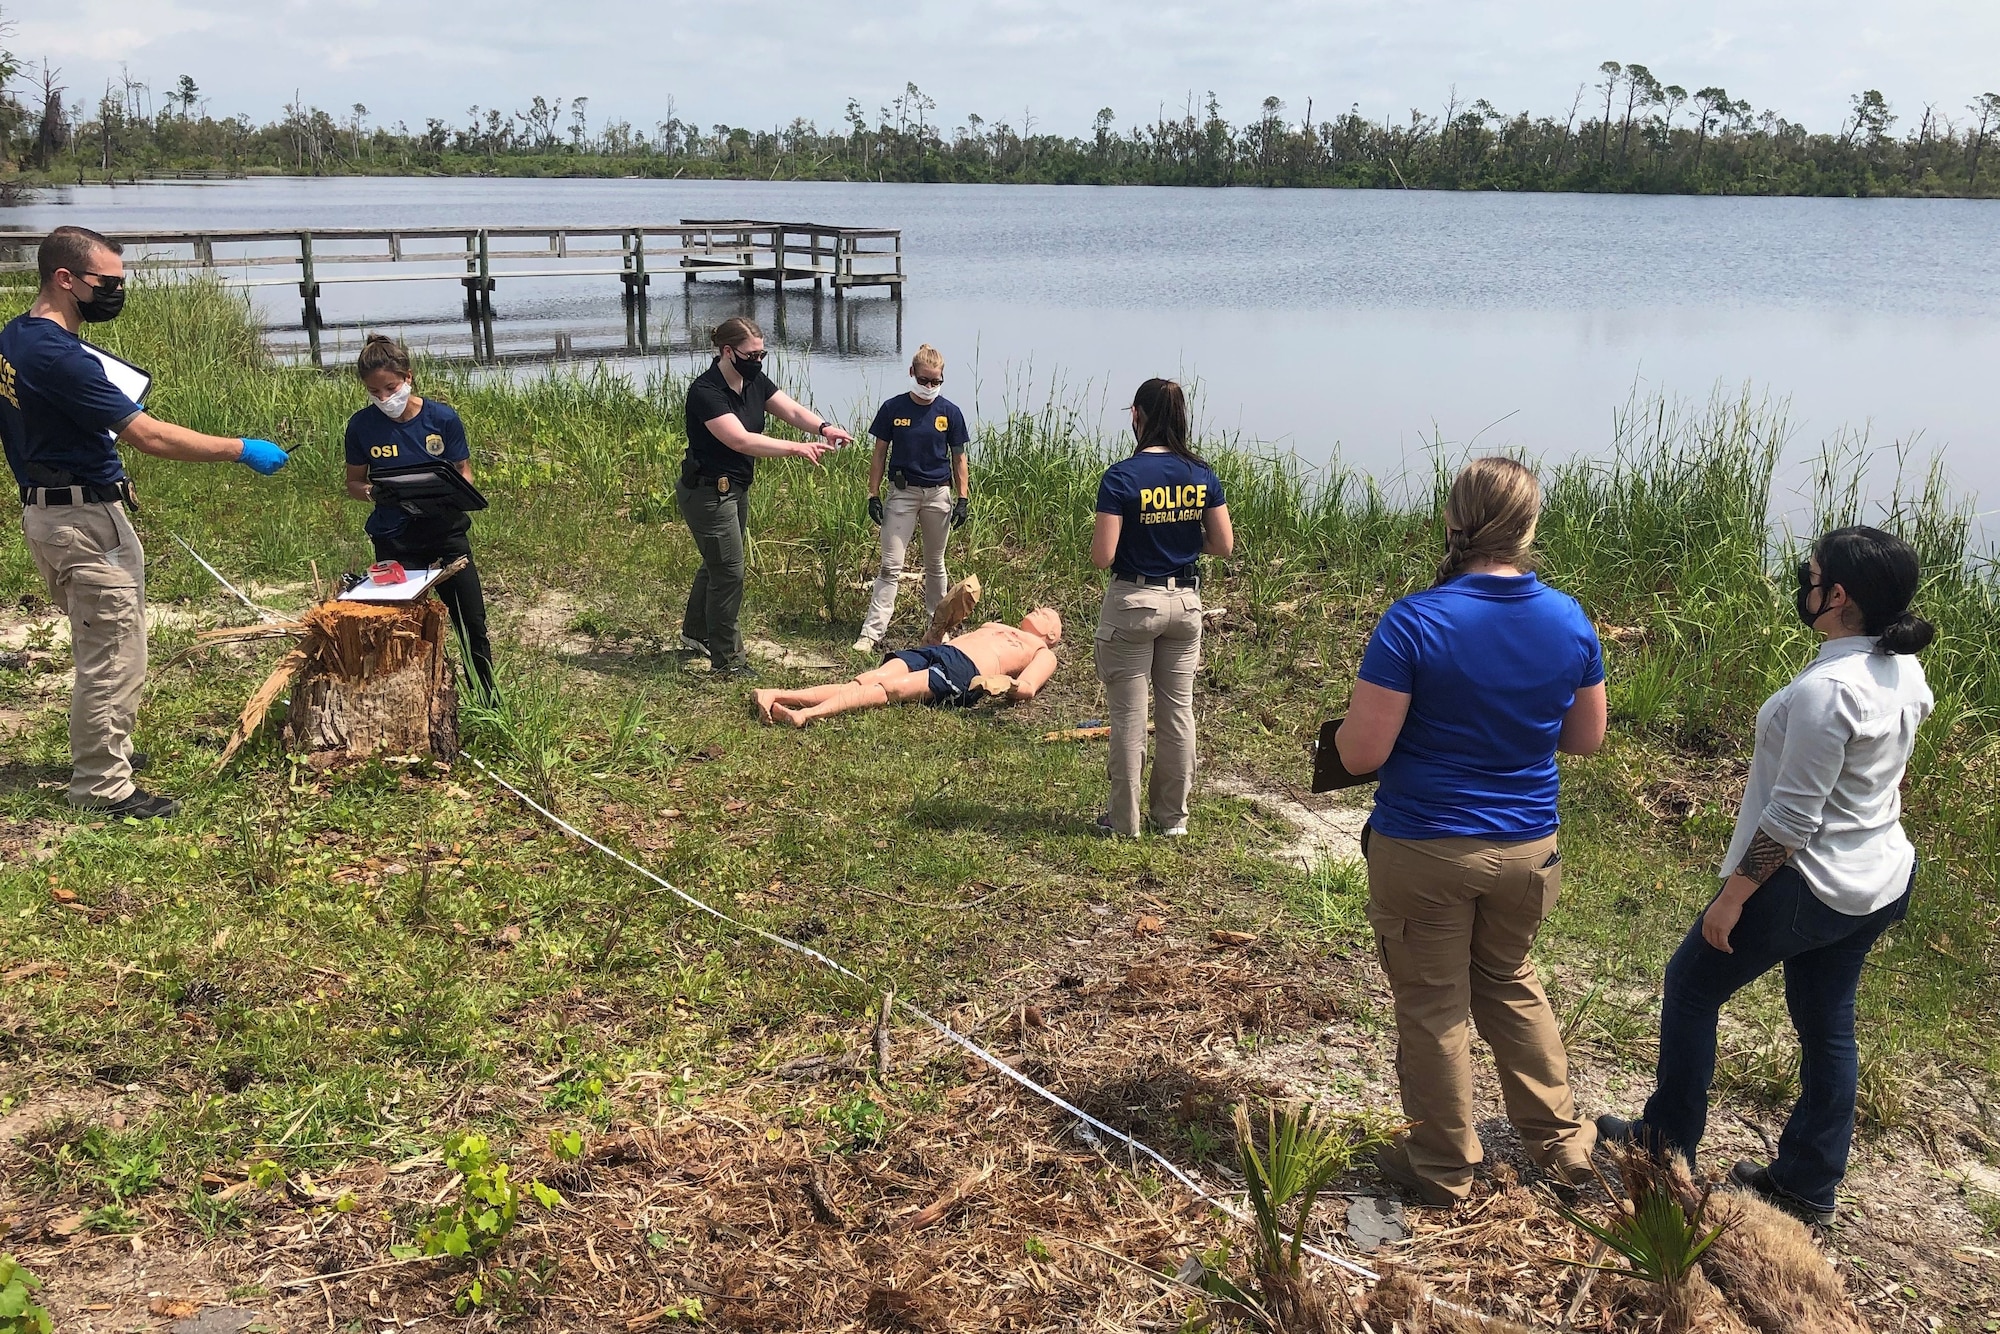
[1795,560,1824,592]
[914,375,943,388]
[76,271,126,292]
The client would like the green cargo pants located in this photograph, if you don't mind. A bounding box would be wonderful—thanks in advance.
[676,479,750,670]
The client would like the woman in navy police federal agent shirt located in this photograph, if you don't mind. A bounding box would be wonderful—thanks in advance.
[855,344,971,653]
[1334,457,1607,1207]
[1090,378,1233,838]
[343,334,494,696]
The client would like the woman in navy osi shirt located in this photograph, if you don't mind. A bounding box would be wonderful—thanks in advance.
[856,344,971,652]
[342,335,494,697]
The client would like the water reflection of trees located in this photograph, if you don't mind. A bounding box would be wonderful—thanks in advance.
[283,285,902,371]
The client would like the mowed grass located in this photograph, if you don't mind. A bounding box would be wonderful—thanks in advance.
[0,278,1994,1238]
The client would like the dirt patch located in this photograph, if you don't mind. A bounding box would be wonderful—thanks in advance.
[5,914,1986,1329]
[510,589,594,656]
[747,637,841,671]
[0,613,68,652]
[1212,773,1369,868]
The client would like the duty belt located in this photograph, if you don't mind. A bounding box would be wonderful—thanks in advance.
[20,480,139,510]
[1114,570,1200,590]
[680,465,746,494]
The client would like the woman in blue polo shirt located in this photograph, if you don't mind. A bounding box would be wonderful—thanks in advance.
[342,334,494,696]
[855,344,971,653]
[1090,377,1232,838]
[1333,457,1607,1207]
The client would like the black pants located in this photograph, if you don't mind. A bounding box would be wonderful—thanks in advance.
[371,524,495,696]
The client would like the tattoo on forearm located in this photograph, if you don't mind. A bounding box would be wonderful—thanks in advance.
[1735,830,1791,884]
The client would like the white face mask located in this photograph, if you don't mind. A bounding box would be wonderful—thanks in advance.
[909,378,941,404]
[375,381,412,418]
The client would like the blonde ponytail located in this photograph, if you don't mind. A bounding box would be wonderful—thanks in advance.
[1433,457,1541,586]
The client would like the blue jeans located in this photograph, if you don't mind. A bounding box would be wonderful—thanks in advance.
[1639,864,1911,1211]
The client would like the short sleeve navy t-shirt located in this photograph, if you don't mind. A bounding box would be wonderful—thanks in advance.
[868,393,968,487]
[0,314,141,488]
[683,359,778,487]
[1358,572,1604,841]
[344,398,471,540]
[1094,450,1226,580]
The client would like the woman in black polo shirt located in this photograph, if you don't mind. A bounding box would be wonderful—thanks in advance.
[676,316,852,676]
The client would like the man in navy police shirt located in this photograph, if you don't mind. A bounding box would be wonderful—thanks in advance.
[0,226,289,818]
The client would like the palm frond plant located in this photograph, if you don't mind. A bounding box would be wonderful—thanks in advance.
[1189,1102,1387,1332]
[1557,1144,1731,1331]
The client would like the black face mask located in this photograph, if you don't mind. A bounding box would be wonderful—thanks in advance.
[730,350,765,378]
[73,275,127,324]
[1795,561,1827,628]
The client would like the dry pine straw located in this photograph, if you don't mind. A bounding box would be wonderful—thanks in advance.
[13,925,1876,1332]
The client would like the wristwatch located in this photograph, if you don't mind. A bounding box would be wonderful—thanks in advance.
[815,421,833,437]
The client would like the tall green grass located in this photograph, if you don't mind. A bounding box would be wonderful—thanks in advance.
[4,276,1994,1075]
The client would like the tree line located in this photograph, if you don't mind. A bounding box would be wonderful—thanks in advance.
[4,39,1998,198]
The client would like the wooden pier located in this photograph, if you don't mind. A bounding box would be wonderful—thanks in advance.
[0,219,904,332]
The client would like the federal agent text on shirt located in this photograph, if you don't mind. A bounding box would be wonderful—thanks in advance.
[676,316,853,676]
[342,334,495,697]
[1089,377,1233,838]
[856,343,972,653]
[0,225,289,819]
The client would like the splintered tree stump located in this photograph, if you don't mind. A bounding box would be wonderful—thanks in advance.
[284,599,459,761]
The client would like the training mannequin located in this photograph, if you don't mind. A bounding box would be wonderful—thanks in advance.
[754,609,1062,727]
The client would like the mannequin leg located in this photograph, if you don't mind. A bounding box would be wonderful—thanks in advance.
[772,663,934,727]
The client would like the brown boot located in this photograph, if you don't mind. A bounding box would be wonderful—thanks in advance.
[1373,1141,1464,1208]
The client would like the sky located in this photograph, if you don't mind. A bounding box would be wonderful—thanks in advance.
[14,0,2000,139]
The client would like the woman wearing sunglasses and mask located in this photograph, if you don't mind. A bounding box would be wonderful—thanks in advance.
[854,344,971,654]
[676,317,852,677]
[1598,527,1935,1227]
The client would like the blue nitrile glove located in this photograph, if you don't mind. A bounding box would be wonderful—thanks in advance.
[238,439,288,475]
[867,495,884,526]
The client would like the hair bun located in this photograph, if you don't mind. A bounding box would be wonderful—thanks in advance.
[1877,610,1935,654]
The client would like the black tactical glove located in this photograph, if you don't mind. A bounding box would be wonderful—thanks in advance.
[868,495,884,526]
[949,495,969,530]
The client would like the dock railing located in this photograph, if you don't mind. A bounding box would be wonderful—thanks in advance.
[0,219,904,326]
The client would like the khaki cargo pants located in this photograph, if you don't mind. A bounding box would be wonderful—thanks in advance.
[1363,828,1593,1196]
[21,501,147,805]
[859,482,952,644]
[1093,580,1202,836]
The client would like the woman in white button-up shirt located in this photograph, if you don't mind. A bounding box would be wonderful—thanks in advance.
[1598,526,1934,1226]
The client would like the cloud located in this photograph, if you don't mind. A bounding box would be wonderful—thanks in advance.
[16,0,221,63]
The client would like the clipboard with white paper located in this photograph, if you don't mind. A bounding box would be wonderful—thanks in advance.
[81,342,153,415]
[337,566,449,604]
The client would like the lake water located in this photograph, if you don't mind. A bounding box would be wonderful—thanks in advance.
[10,177,1999,528]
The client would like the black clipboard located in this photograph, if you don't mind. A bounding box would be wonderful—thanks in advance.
[370,463,488,518]
[1311,717,1379,792]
